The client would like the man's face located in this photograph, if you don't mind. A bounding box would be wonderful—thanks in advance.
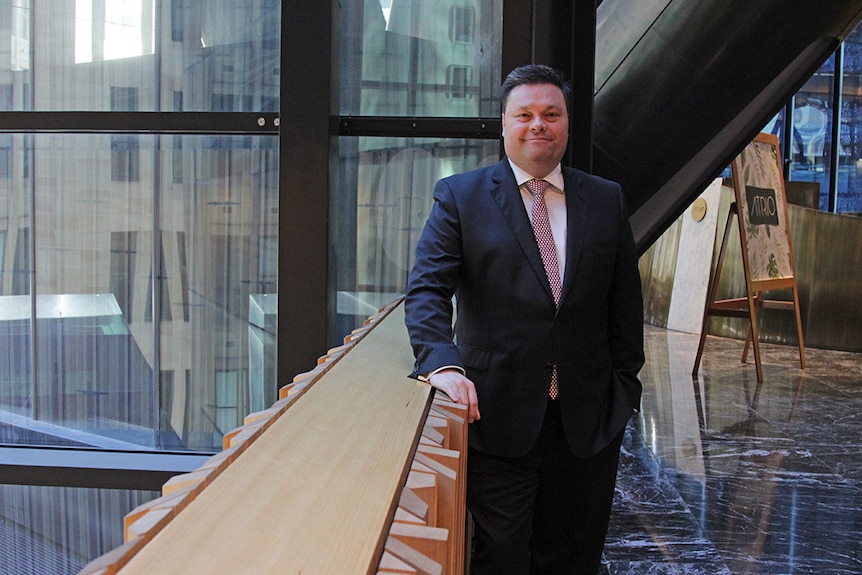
[501,83,569,178]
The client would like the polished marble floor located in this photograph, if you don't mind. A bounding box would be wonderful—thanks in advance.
[604,325,862,574]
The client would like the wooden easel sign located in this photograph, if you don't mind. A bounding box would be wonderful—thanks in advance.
[693,132,805,382]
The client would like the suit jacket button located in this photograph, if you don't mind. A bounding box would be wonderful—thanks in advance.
[544,363,554,373]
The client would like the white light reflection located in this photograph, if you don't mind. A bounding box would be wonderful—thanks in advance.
[75,0,155,64]
[379,0,391,26]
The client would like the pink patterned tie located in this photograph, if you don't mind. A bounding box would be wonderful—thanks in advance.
[527,178,560,399]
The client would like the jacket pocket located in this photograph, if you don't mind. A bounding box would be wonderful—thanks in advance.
[458,343,493,371]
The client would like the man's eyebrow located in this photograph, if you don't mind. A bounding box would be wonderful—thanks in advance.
[511,104,563,112]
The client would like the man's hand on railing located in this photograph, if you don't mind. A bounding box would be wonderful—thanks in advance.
[429,369,480,423]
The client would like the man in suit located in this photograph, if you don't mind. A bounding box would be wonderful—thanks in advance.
[404,64,644,574]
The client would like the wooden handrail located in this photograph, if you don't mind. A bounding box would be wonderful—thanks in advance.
[79,298,468,575]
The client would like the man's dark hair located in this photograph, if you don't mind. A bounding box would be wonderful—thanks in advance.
[500,64,571,112]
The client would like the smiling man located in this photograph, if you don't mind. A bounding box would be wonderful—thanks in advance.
[502,80,570,178]
[405,64,644,574]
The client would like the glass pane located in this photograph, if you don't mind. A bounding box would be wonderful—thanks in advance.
[0,2,32,111]
[840,25,862,214]
[339,0,503,117]
[0,135,31,424]
[0,483,157,575]
[332,136,499,336]
[0,133,276,452]
[159,135,278,452]
[29,134,157,448]
[0,0,280,112]
[789,54,834,211]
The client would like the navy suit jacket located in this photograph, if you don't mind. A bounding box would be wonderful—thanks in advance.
[404,159,644,458]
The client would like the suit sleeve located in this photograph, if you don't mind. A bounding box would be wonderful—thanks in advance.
[608,185,645,399]
[404,178,465,378]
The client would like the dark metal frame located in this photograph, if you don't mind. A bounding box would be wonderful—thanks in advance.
[0,446,211,491]
[0,112,279,134]
[277,1,334,381]
[338,117,501,139]
[828,43,844,213]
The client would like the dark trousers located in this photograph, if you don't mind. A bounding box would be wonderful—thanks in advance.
[467,400,624,575]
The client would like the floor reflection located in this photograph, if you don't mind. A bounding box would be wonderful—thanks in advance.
[605,325,862,574]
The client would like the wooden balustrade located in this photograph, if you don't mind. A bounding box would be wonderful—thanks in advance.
[79,298,468,575]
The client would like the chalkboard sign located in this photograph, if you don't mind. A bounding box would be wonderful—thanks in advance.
[744,186,780,226]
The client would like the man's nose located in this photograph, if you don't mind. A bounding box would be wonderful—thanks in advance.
[530,117,546,131]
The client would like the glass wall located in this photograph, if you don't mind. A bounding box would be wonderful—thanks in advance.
[766,22,862,214]
[0,3,279,572]
[334,0,503,333]
[333,137,499,333]
[0,0,279,113]
[0,484,157,575]
[0,1,280,454]
[785,53,836,211]
[158,135,279,451]
[339,0,501,118]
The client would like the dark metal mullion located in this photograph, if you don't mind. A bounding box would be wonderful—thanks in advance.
[0,112,279,134]
[338,116,501,138]
[503,0,533,77]
[0,446,211,491]
[783,99,795,177]
[829,44,843,213]
[570,0,596,173]
[278,0,333,380]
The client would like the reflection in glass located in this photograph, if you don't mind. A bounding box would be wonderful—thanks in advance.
[0,483,157,575]
[787,53,834,211]
[784,24,862,215]
[160,136,279,451]
[784,56,835,210]
[0,133,32,422]
[75,0,155,64]
[333,137,499,336]
[0,0,279,112]
[0,134,277,452]
[339,0,502,117]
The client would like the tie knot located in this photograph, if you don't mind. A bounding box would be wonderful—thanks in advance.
[526,179,550,197]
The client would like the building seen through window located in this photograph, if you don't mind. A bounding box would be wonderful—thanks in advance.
[764,23,862,213]
[0,2,280,461]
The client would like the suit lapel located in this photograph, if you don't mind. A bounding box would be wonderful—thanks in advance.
[561,168,589,304]
[489,161,555,301]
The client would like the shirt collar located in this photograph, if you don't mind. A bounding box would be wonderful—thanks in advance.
[508,160,564,193]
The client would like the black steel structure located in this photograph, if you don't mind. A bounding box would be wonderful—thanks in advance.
[0,446,209,490]
[592,0,862,250]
